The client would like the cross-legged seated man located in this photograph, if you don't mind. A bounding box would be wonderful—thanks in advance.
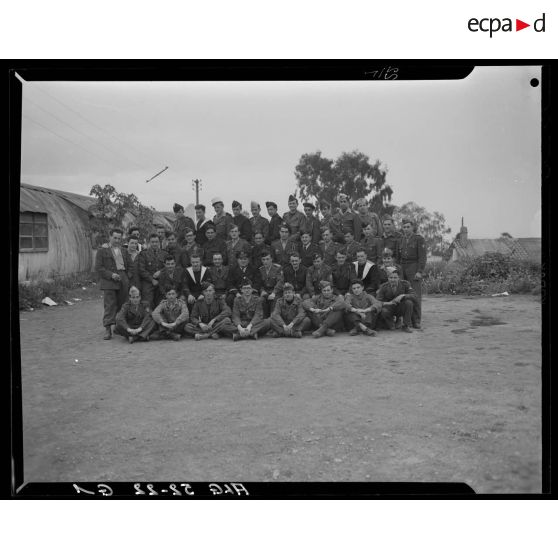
[344,279,382,336]
[303,280,346,338]
[270,282,311,338]
[114,286,157,343]
[151,286,189,340]
[376,270,418,333]
[183,282,232,340]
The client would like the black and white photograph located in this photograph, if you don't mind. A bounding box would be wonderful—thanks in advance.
[14,65,544,494]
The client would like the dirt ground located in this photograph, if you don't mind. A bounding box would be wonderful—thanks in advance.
[18,293,542,493]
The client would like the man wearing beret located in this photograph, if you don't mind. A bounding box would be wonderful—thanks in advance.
[282,194,306,242]
[303,280,346,338]
[265,201,283,244]
[270,283,311,338]
[400,218,426,328]
[319,201,345,244]
[211,197,235,241]
[302,202,322,244]
[231,200,253,241]
[172,203,196,247]
[249,201,269,241]
[338,194,362,241]
[194,204,213,246]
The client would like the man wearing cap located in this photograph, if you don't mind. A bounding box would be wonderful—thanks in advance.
[225,225,252,267]
[381,216,402,263]
[282,194,306,241]
[271,224,298,266]
[320,201,345,243]
[211,197,235,241]
[319,228,341,267]
[183,282,233,340]
[376,269,418,333]
[338,194,362,241]
[354,248,383,295]
[303,280,346,338]
[302,202,322,244]
[249,201,269,241]
[270,283,311,338]
[203,225,228,267]
[306,252,333,297]
[299,231,322,268]
[265,201,283,244]
[224,279,270,341]
[138,232,168,310]
[194,204,213,246]
[400,218,426,328]
[361,223,384,265]
[344,279,382,336]
[227,250,260,309]
[184,254,213,309]
[281,252,308,298]
[173,203,196,247]
[331,249,356,296]
[231,200,253,241]
[258,251,284,317]
[209,252,231,299]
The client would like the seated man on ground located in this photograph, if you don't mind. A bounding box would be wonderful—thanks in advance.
[376,269,418,333]
[344,279,382,336]
[114,286,157,343]
[270,282,311,338]
[303,280,346,338]
[184,282,232,341]
[151,286,190,340]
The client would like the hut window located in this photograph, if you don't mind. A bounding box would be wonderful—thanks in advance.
[19,212,49,252]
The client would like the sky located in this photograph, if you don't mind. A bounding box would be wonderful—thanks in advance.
[19,66,542,239]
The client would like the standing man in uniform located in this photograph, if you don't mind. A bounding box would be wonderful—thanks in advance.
[319,228,341,267]
[342,230,362,262]
[381,216,402,263]
[298,231,322,268]
[179,228,205,269]
[209,252,231,299]
[258,251,284,317]
[306,252,333,298]
[330,249,356,296]
[319,201,344,243]
[250,201,269,241]
[227,250,260,309]
[225,225,252,268]
[281,252,308,298]
[138,233,167,310]
[164,231,185,266]
[212,197,234,241]
[203,225,228,266]
[302,202,322,245]
[265,201,283,244]
[399,218,426,328]
[361,223,384,265]
[282,194,306,242]
[173,203,196,247]
[194,204,213,246]
[338,193,362,243]
[95,228,130,340]
[270,283,311,338]
[271,224,298,266]
[231,200,253,241]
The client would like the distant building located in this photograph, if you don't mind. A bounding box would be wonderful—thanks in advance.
[445,218,541,263]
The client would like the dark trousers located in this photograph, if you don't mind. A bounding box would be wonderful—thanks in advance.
[183,317,232,337]
[380,299,414,328]
[140,280,157,310]
[155,322,186,338]
[101,273,129,327]
[309,310,344,332]
[270,316,312,335]
[114,319,156,340]
[260,295,277,318]
[223,318,271,337]
[345,309,378,330]
[401,262,422,325]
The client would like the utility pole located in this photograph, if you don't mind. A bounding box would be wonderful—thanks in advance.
[192,179,202,205]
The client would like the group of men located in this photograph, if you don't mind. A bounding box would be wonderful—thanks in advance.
[95,193,426,342]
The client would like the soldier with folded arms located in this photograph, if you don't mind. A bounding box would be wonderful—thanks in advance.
[250,201,269,241]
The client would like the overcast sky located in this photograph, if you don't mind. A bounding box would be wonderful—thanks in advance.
[19,66,541,238]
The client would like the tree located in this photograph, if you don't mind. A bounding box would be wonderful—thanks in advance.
[391,201,452,257]
[294,150,393,214]
[89,184,155,246]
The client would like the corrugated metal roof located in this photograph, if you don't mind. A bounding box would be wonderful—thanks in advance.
[21,183,95,212]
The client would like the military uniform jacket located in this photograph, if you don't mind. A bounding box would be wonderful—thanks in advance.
[213,212,234,240]
[319,240,342,266]
[229,263,260,293]
[232,295,264,325]
[225,238,252,267]
[259,263,283,294]
[250,215,269,240]
[299,242,322,268]
[376,280,417,304]
[209,265,231,295]
[400,233,427,273]
[233,214,253,241]
[126,251,140,288]
[303,293,346,312]
[166,244,185,266]
[320,212,345,243]
[271,238,299,266]
[306,263,333,296]
[344,240,362,262]
[183,266,212,298]
[116,301,153,330]
[157,267,187,299]
[173,215,196,246]
[303,215,322,244]
[361,236,384,265]
[251,242,271,267]
[179,242,205,269]
[331,262,356,295]
[282,210,306,239]
[378,263,403,285]
[266,213,283,244]
[195,218,213,246]
[382,231,402,263]
[190,298,231,325]
[138,248,168,283]
[281,264,308,294]
[272,296,306,326]
[339,210,362,240]
[203,237,228,266]
[358,212,382,238]
[354,260,382,294]
[95,246,129,290]
[152,298,189,325]
[344,291,380,311]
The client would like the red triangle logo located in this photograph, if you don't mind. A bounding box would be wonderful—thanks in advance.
[516,19,530,31]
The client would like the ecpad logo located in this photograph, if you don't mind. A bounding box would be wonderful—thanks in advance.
[468,13,546,37]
